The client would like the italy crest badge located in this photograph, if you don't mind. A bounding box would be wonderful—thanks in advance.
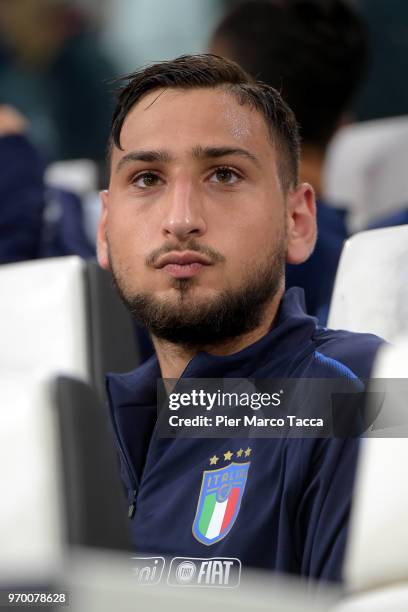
[192,450,251,545]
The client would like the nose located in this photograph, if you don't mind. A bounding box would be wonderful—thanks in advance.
[161,177,207,241]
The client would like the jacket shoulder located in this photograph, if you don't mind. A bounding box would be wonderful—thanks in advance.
[312,327,385,379]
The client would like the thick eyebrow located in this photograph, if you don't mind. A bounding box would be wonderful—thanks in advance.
[115,145,261,174]
[192,145,261,168]
[115,149,174,173]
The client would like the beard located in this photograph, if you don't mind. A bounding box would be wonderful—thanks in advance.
[108,237,286,351]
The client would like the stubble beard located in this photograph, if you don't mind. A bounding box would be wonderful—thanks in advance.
[108,237,287,351]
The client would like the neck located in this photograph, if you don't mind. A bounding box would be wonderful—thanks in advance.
[152,291,283,379]
[300,145,326,199]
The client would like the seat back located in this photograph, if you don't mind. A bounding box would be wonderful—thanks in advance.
[55,375,131,551]
[0,371,132,583]
[327,225,408,343]
[1,256,90,379]
[343,343,408,594]
[45,159,98,198]
[0,371,64,581]
[324,116,408,232]
[0,256,140,399]
[85,259,141,399]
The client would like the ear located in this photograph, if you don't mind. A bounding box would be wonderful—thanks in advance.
[96,190,111,271]
[286,182,317,265]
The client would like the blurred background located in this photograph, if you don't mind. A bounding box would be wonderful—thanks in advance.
[1,0,408,166]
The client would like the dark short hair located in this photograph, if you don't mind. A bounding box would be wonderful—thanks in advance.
[108,54,300,192]
[212,0,368,148]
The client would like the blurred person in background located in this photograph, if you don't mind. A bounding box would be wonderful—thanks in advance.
[355,0,408,122]
[211,0,368,323]
[0,0,116,163]
[0,104,45,263]
[0,101,96,264]
[0,102,95,263]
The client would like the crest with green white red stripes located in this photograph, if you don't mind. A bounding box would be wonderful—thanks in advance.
[192,453,250,545]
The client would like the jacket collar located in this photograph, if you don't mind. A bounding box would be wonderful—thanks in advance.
[106,287,317,409]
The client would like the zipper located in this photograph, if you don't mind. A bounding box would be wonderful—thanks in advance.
[128,489,137,519]
[119,444,139,519]
[107,398,140,520]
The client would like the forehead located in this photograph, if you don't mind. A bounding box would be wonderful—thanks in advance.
[113,87,276,164]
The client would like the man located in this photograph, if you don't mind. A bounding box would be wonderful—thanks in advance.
[0,105,45,263]
[97,54,382,583]
[210,0,368,322]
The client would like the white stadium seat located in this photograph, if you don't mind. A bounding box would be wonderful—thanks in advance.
[0,255,140,398]
[44,159,100,246]
[45,159,98,199]
[0,369,131,585]
[0,256,90,380]
[327,225,408,343]
[332,585,408,612]
[332,342,408,610]
[0,371,64,581]
[324,116,408,232]
[344,436,408,592]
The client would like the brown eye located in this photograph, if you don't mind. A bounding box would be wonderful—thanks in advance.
[133,172,162,188]
[210,167,240,185]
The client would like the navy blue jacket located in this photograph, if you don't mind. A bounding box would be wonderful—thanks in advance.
[367,208,408,230]
[106,289,383,583]
[39,187,95,259]
[0,134,45,263]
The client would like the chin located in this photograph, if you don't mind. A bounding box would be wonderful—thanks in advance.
[159,280,220,301]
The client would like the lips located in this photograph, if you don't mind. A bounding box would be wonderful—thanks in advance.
[155,251,212,279]
[155,251,212,268]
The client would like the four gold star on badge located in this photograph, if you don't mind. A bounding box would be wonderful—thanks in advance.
[209,447,251,465]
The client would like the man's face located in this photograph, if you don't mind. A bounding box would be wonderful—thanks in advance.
[98,87,298,347]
